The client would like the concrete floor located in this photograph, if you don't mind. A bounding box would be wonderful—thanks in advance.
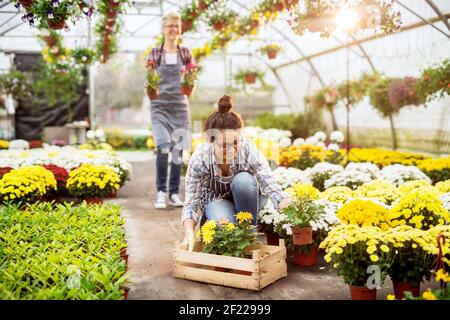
[107,153,437,300]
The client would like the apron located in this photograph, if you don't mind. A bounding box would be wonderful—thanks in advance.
[150,47,190,148]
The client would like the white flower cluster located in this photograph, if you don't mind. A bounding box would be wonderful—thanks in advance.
[310,199,341,232]
[272,166,312,189]
[258,201,292,235]
[441,193,450,212]
[8,139,30,150]
[292,130,344,152]
[243,126,292,144]
[86,129,106,142]
[345,162,380,178]
[377,164,431,187]
[306,162,344,186]
[324,170,373,190]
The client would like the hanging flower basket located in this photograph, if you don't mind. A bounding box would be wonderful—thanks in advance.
[291,226,313,245]
[181,19,194,33]
[349,285,377,300]
[182,85,194,97]
[47,18,67,30]
[19,0,34,11]
[107,9,118,19]
[392,280,420,300]
[244,73,257,84]
[147,88,159,100]
[213,21,225,31]
[108,0,121,8]
[273,2,284,12]
[45,35,57,47]
[266,50,278,59]
[304,18,326,33]
[198,0,208,11]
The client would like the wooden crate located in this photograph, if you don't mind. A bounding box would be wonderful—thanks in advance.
[173,239,287,291]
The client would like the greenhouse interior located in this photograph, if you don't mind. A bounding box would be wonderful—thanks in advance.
[0,0,449,302]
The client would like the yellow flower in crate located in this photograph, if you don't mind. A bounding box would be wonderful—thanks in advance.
[320,186,356,203]
[235,211,253,224]
[66,164,121,199]
[0,165,56,204]
[398,180,431,194]
[337,199,391,230]
[287,182,320,200]
[436,180,450,193]
[388,190,450,230]
[356,179,401,205]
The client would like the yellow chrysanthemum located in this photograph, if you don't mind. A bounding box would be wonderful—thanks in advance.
[235,211,253,224]
[422,290,437,300]
[370,254,379,262]
[225,223,235,232]
[387,294,396,300]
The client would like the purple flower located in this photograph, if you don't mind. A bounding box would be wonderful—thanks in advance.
[48,11,54,19]
[15,3,20,10]
[52,0,59,8]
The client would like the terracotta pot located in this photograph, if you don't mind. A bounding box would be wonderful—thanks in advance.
[244,74,257,84]
[182,19,193,33]
[213,21,225,31]
[108,0,121,8]
[393,280,420,300]
[45,35,57,47]
[198,0,208,11]
[147,88,159,100]
[19,0,33,11]
[47,18,67,30]
[292,226,312,245]
[122,286,130,300]
[265,232,280,246]
[107,189,118,198]
[267,50,278,59]
[181,85,194,96]
[85,197,104,204]
[120,253,129,265]
[293,246,318,267]
[107,9,117,19]
[349,285,377,300]
[274,3,284,12]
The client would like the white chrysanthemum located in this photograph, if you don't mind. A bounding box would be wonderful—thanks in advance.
[292,138,305,146]
[327,143,340,152]
[316,141,326,149]
[441,193,450,212]
[8,139,30,150]
[345,162,380,178]
[86,130,95,140]
[378,164,431,187]
[272,166,312,189]
[314,131,327,141]
[330,131,345,143]
[324,171,373,190]
[305,136,319,145]
[279,137,292,148]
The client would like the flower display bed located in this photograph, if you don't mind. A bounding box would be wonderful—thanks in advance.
[173,239,287,291]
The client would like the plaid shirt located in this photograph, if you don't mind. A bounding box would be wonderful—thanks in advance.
[146,46,194,66]
[181,138,288,224]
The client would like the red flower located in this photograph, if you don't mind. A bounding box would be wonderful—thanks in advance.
[42,164,69,188]
[29,140,43,149]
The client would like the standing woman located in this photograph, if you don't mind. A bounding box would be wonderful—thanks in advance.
[146,12,195,209]
[181,95,291,250]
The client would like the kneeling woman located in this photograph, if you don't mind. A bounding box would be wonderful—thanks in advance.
[182,95,291,248]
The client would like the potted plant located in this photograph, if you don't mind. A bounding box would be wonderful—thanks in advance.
[273,0,284,12]
[337,199,392,231]
[0,70,32,101]
[198,0,216,11]
[259,43,283,60]
[197,211,257,274]
[208,10,236,32]
[320,224,392,300]
[72,48,95,65]
[384,225,437,299]
[234,67,264,85]
[181,63,202,97]
[181,5,197,33]
[282,197,323,246]
[30,0,75,30]
[42,164,69,201]
[145,61,160,100]
[66,163,121,204]
[258,202,285,246]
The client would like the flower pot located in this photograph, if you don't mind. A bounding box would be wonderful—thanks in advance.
[47,18,67,30]
[84,197,104,204]
[120,247,127,256]
[244,74,257,84]
[182,19,193,33]
[293,246,318,267]
[349,285,377,300]
[265,232,280,246]
[19,0,33,11]
[122,286,130,300]
[45,35,57,47]
[213,21,225,31]
[121,253,129,265]
[266,50,278,59]
[198,0,208,11]
[107,189,118,198]
[274,3,284,12]
[291,226,312,245]
[181,85,194,96]
[147,88,159,100]
[392,280,420,300]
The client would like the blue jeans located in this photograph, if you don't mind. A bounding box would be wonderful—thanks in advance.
[156,142,183,195]
[204,172,268,226]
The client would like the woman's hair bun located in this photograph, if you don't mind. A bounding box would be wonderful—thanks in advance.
[218,95,233,113]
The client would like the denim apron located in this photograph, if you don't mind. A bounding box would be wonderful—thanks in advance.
[150,47,190,148]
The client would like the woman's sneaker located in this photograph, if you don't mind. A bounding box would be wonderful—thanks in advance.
[154,191,167,209]
[169,194,184,207]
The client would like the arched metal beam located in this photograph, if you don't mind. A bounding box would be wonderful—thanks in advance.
[425,0,450,32]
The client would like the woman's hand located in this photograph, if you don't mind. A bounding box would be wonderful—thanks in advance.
[278,197,292,211]
[181,219,196,252]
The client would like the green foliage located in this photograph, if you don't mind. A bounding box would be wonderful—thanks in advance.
[0,70,32,100]
[72,48,96,65]
[415,59,450,104]
[282,197,324,228]
[0,202,127,299]
[253,111,326,139]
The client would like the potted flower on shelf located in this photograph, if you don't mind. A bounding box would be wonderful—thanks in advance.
[282,197,323,246]
[259,43,283,60]
[320,224,391,300]
[181,63,202,97]
[145,60,160,100]
[66,163,121,204]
